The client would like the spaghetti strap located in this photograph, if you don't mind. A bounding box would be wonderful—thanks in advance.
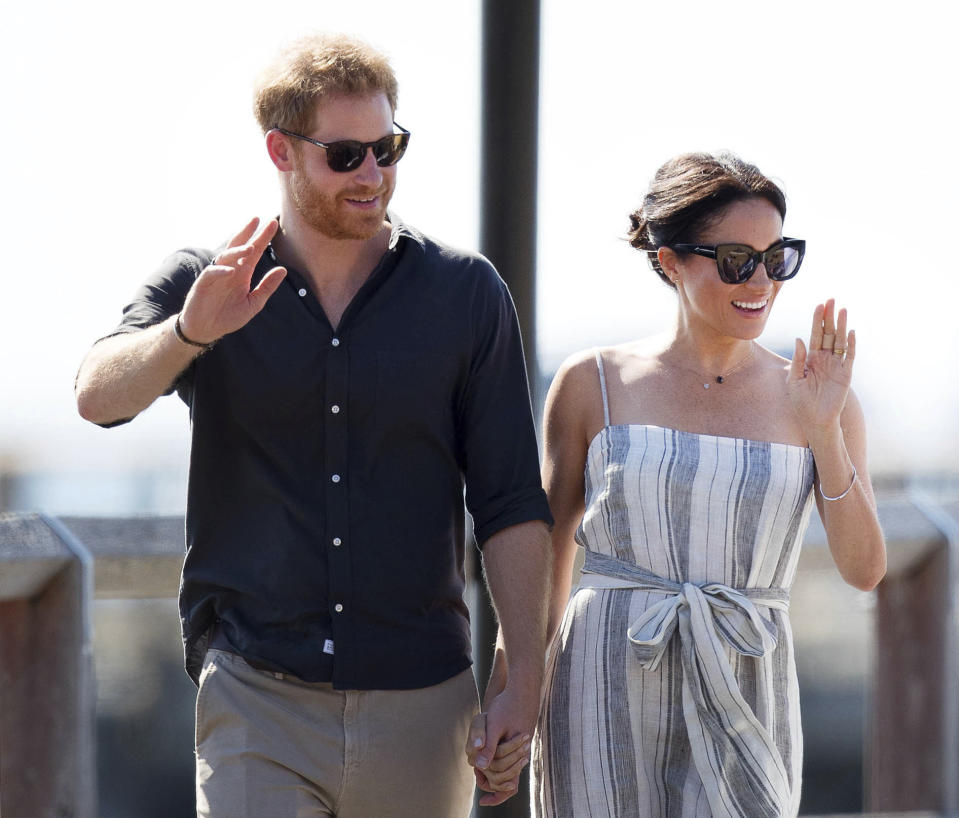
[593,349,611,428]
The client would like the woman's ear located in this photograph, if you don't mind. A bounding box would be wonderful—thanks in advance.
[265,129,296,171]
[658,247,681,285]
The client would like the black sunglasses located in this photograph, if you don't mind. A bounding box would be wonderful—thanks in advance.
[274,123,410,173]
[671,238,806,284]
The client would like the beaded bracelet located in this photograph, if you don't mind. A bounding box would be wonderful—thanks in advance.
[174,314,216,350]
[819,465,858,502]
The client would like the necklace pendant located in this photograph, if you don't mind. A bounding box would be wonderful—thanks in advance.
[703,383,710,389]
[716,375,725,384]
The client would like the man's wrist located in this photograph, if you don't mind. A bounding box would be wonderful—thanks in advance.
[502,666,544,700]
[173,314,217,350]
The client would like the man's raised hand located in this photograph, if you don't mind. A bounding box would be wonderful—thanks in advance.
[178,217,287,344]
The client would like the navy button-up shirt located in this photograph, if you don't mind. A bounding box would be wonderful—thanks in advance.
[105,217,552,689]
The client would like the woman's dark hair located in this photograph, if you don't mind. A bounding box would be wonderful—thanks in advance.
[627,152,787,288]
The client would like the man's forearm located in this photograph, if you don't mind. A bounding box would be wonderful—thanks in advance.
[75,315,199,425]
[481,520,552,696]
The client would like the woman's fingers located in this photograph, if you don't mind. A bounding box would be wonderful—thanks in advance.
[492,730,529,758]
[486,733,531,772]
[845,329,856,367]
[809,302,825,351]
[478,731,532,790]
[833,308,848,355]
[820,299,836,351]
[788,338,807,382]
[487,745,531,781]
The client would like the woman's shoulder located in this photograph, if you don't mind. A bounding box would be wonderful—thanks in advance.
[551,337,660,383]
[547,348,603,403]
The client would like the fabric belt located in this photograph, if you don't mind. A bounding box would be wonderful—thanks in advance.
[578,550,796,818]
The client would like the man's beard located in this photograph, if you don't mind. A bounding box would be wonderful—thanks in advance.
[289,171,392,241]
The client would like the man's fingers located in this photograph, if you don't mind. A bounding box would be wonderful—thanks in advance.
[475,715,505,770]
[465,713,487,766]
[250,218,280,253]
[225,217,261,250]
[248,267,287,313]
[214,218,278,271]
[196,265,237,282]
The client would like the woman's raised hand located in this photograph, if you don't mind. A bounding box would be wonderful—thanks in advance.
[787,299,856,440]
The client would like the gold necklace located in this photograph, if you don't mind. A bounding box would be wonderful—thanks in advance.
[664,344,755,390]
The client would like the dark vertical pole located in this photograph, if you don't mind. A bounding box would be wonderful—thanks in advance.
[474,1,540,816]
[479,0,541,385]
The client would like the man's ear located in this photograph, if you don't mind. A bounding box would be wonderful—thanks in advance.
[265,129,296,171]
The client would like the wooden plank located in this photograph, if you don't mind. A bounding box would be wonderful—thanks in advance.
[60,515,184,598]
[0,511,71,600]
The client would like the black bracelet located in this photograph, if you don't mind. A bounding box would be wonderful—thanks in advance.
[174,314,216,350]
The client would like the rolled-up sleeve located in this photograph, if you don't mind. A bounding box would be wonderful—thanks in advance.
[105,249,209,336]
[458,262,553,546]
[90,249,212,419]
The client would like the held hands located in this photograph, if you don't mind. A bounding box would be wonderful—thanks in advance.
[787,299,855,440]
[465,685,538,807]
[178,217,287,345]
[466,713,531,807]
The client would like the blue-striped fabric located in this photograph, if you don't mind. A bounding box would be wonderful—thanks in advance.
[531,360,815,817]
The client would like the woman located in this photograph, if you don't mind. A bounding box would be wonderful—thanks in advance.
[530,152,886,817]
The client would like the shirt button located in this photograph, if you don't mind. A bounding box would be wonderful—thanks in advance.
[298,288,307,297]
[334,603,344,613]
[331,338,340,347]
[333,537,342,546]
[331,405,340,414]
[331,474,341,483]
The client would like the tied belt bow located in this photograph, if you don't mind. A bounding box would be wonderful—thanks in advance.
[579,551,797,818]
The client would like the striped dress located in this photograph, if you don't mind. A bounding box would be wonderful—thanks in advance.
[532,354,816,817]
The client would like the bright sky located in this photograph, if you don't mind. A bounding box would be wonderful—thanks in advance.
[1,0,956,502]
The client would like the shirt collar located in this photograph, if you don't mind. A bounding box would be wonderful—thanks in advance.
[265,211,424,265]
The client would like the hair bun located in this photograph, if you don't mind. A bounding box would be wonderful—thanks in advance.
[625,151,786,291]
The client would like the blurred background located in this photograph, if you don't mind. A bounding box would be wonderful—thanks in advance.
[1,0,956,815]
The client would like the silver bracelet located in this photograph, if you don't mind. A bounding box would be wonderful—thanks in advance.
[819,465,858,502]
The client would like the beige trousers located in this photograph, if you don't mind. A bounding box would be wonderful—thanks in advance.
[195,649,479,818]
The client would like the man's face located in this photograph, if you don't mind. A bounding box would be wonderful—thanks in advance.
[288,92,397,241]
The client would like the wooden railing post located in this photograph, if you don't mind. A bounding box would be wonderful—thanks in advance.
[0,512,96,818]
[865,496,959,813]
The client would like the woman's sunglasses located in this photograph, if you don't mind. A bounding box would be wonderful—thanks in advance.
[274,123,411,173]
[671,238,806,284]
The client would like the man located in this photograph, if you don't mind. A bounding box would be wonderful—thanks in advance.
[76,33,551,817]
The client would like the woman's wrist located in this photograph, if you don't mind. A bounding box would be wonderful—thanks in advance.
[803,420,844,454]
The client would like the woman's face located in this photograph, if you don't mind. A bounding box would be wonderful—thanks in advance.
[666,197,786,342]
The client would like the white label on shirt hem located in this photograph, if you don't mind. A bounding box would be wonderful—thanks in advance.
[323,639,335,655]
